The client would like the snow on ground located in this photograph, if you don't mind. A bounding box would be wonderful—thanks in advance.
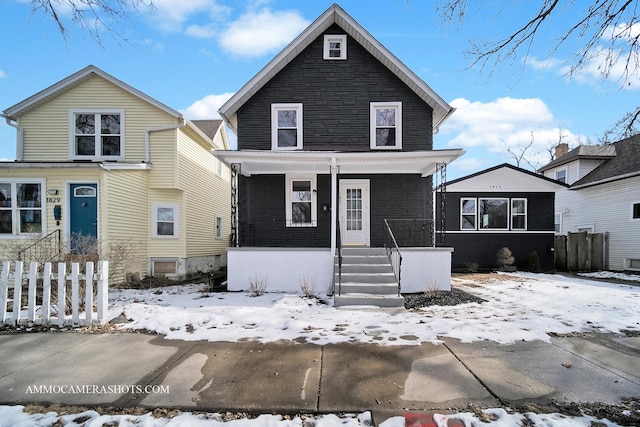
[107,272,640,345]
[0,406,627,427]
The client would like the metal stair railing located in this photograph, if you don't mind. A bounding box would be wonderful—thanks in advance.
[17,229,62,264]
[383,219,402,296]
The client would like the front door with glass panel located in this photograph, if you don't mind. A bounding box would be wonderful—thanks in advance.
[69,183,98,253]
[339,179,370,246]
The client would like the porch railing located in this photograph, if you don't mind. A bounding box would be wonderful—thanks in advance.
[383,219,402,296]
[17,229,62,264]
[384,219,435,247]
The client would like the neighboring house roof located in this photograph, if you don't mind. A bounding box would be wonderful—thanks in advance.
[218,3,454,133]
[2,64,182,120]
[443,163,569,192]
[191,120,223,139]
[537,144,616,173]
[571,134,640,189]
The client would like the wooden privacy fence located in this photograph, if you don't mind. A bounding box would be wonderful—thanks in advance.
[554,232,605,272]
[0,260,109,327]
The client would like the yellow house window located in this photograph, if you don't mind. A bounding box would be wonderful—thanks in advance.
[70,110,124,160]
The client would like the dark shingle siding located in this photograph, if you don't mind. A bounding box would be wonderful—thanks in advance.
[237,24,433,152]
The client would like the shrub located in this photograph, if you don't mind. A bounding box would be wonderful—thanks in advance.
[248,276,267,296]
[527,251,541,273]
[299,275,317,298]
[496,247,516,271]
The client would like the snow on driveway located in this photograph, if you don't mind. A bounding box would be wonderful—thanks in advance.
[108,272,640,345]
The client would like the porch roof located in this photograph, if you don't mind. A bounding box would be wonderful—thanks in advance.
[213,149,465,177]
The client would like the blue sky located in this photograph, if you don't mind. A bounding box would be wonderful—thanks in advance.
[1,0,638,180]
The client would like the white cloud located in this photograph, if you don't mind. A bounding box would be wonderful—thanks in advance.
[148,0,231,34]
[218,8,310,58]
[439,97,585,169]
[181,92,235,119]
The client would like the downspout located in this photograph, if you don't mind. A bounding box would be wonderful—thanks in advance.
[145,117,187,163]
[3,116,23,161]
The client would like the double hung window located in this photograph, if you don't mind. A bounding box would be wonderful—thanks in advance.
[323,34,347,60]
[272,104,303,150]
[71,110,124,160]
[285,175,316,227]
[153,204,178,238]
[0,180,44,235]
[370,102,402,149]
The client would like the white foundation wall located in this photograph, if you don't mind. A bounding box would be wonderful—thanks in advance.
[400,248,453,293]
[227,248,333,293]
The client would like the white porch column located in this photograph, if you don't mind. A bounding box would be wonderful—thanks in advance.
[330,158,338,254]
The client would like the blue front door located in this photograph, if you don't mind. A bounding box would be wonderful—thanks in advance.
[69,184,98,253]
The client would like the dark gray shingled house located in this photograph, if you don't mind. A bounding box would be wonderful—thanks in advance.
[215,4,464,305]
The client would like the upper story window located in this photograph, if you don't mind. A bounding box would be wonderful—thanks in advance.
[555,169,567,183]
[272,104,303,150]
[71,110,124,160]
[370,102,402,150]
[323,34,347,60]
[0,180,45,236]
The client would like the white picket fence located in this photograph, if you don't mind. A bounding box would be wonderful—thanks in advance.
[0,260,109,327]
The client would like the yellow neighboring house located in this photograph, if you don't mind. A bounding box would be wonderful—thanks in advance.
[0,65,231,282]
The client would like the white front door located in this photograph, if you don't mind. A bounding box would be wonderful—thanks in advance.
[339,179,370,246]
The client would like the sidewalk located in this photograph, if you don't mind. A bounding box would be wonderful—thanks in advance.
[0,332,639,423]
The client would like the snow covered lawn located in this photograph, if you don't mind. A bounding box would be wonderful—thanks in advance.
[108,272,640,345]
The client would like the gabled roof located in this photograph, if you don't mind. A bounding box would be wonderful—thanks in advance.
[2,64,183,120]
[537,144,616,172]
[571,134,640,189]
[218,3,454,132]
[191,120,223,139]
[443,163,568,192]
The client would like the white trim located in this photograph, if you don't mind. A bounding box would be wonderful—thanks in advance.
[69,109,125,161]
[554,212,563,234]
[152,203,179,238]
[215,214,223,239]
[511,198,527,231]
[285,174,317,227]
[339,179,370,246]
[0,178,46,238]
[555,168,567,183]
[576,224,595,233]
[460,197,476,230]
[370,102,402,150]
[323,34,347,60]
[271,103,303,150]
[478,197,509,230]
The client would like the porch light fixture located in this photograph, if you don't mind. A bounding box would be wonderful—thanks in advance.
[47,189,58,195]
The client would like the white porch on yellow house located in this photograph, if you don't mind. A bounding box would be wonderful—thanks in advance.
[215,149,464,298]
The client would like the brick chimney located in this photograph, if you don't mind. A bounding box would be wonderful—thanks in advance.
[555,143,569,159]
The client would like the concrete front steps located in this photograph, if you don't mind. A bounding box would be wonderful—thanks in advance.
[333,247,405,308]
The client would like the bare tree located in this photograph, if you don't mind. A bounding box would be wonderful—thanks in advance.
[507,131,536,169]
[438,0,640,133]
[28,0,154,46]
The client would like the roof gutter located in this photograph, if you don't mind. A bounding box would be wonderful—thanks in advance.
[145,117,187,163]
[570,170,640,190]
[434,107,456,134]
[2,115,23,161]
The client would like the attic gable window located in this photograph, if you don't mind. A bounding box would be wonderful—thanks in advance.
[71,110,124,160]
[323,35,347,60]
[370,102,402,149]
[272,103,303,150]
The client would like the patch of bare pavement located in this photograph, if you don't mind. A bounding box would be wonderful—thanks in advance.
[0,331,639,425]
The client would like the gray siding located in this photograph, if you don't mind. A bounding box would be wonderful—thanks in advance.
[237,24,434,152]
